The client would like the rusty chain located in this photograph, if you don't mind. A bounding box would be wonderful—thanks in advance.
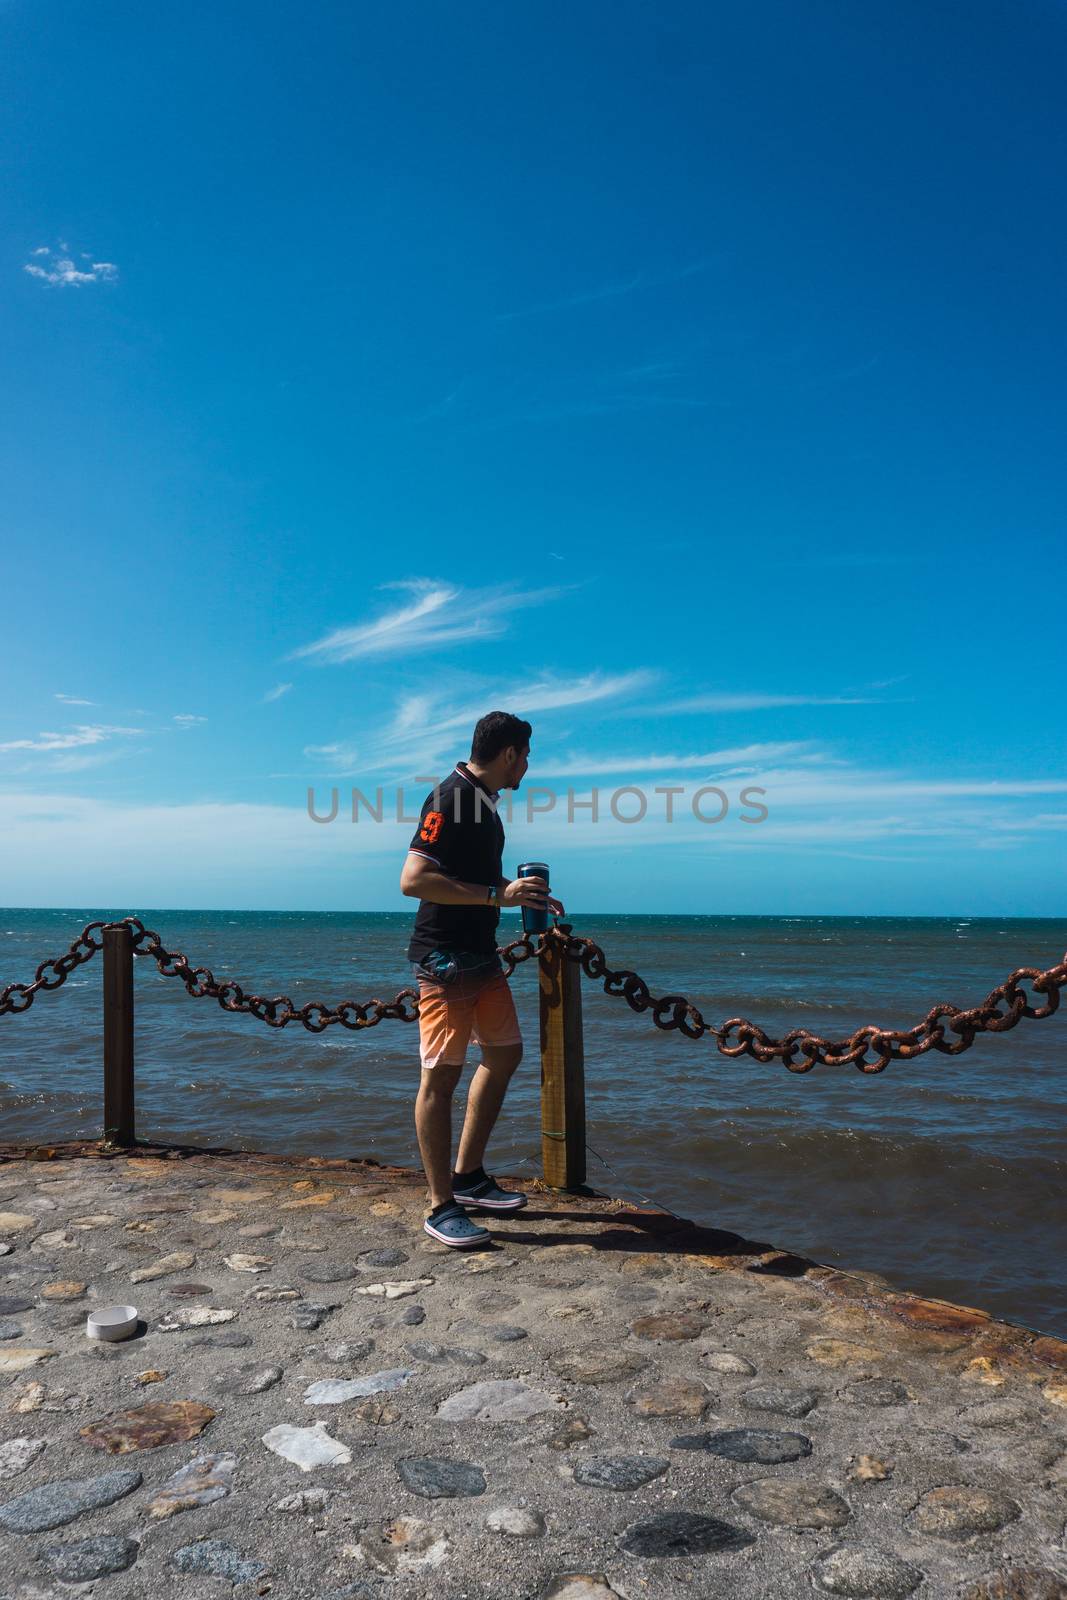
[2,917,1064,1075]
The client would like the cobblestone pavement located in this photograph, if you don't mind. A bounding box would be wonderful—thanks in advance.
[0,1143,1065,1600]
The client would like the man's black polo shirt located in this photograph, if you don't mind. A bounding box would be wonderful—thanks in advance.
[406,762,505,963]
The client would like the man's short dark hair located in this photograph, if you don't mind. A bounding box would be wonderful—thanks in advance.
[471,711,532,763]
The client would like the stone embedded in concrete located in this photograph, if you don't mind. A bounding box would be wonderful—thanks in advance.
[0,1436,47,1479]
[354,1397,400,1425]
[172,1538,267,1582]
[130,1251,195,1283]
[0,1468,143,1533]
[238,1221,279,1239]
[843,1376,912,1406]
[741,1382,818,1417]
[40,1280,87,1300]
[262,1421,352,1471]
[324,1340,375,1363]
[136,1370,166,1385]
[300,1259,359,1282]
[293,1305,332,1330]
[360,1247,410,1267]
[79,1400,215,1453]
[148,1452,237,1518]
[0,1347,57,1373]
[275,1487,333,1513]
[958,1399,1031,1429]
[618,1511,756,1557]
[359,1514,450,1574]
[629,1376,710,1418]
[399,1304,426,1325]
[405,1342,487,1367]
[733,1477,851,1529]
[397,1456,487,1498]
[0,1319,23,1339]
[191,1330,254,1349]
[0,1212,36,1234]
[158,1305,237,1330]
[356,1278,435,1298]
[436,1380,563,1423]
[701,1350,757,1375]
[304,1370,413,1404]
[540,1578,620,1600]
[546,1416,594,1450]
[164,1282,215,1297]
[486,1504,546,1537]
[671,1427,812,1464]
[905,1485,1021,1540]
[236,1365,283,1394]
[39,1533,139,1581]
[548,1349,647,1385]
[630,1311,705,1341]
[0,1295,34,1314]
[849,1453,892,1481]
[224,1252,272,1273]
[806,1338,887,1367]
[488,1324,527,1341]
[811,1542,923,1596]
[572,1455,669,1490]
[959,1567,1067,1599]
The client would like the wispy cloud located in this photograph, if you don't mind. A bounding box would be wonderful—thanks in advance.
[280,669,657,780]
[0,724,142,754]
[497,260,709,321]
[661,691,899,714]
[303,741,359,773]
[24,244,118,287]
[173,714,208,727]
[54,693,95,706]
[535,740,818,777]
[290,579,566,664]
[262,683,292,704]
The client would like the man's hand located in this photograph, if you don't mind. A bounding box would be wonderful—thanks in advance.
[501,876,566,918]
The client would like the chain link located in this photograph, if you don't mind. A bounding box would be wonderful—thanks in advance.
[2,916,1065,1074]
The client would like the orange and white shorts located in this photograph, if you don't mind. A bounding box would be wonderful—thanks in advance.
[414,966,521,1070]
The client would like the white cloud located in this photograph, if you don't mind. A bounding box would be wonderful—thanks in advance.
[303,742,359,772]
[24,245,118,287]
[0,724,142,754]
[173,714,208,727]
[535,740,816,777]
[360,670,658,777]
[54,693,95,706]
[661,692,893,713]
[290,579,565,664]
[263,683,293,703]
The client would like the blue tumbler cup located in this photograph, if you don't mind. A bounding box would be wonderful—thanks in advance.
[517,861,551,935]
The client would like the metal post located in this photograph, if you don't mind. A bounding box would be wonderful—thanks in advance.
[538,927,586,1190]
[102,923,136,1147]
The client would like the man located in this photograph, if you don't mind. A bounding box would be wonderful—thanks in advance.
[400,711,564,1248]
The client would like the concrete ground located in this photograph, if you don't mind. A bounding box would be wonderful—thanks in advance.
[0,1142,1065,1600]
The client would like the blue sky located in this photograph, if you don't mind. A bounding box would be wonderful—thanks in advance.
[1,0,1065,915]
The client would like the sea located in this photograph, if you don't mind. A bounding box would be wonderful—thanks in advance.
[2,909,1065,1339]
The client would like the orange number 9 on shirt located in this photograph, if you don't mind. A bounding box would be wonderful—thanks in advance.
[420,810,444,844]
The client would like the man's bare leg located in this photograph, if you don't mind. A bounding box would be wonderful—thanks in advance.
[415,1061,464,1208]
[455,1043,523,1175]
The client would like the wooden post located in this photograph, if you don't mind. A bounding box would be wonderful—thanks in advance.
[102,923,136,1147]
[538,927,586,1190]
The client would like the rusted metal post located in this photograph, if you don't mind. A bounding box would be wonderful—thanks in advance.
[103,923,136,1147]
[538,926,586,1190]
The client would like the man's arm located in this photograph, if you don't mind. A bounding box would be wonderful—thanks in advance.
[400,851,496,906]
[400,852,553,910]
